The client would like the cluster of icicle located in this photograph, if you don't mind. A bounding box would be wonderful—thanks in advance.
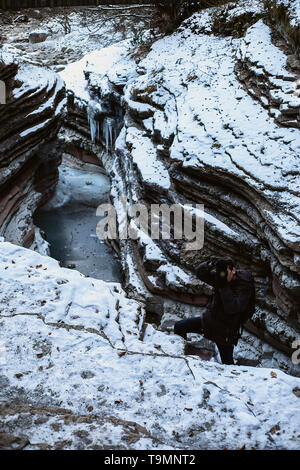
[87,104,116,152]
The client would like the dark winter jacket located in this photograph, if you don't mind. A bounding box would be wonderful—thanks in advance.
[196,262,255,345]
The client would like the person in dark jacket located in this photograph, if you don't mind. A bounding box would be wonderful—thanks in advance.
[174,259,255,365]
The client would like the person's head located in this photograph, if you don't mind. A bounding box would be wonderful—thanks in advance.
[214,258,236,283]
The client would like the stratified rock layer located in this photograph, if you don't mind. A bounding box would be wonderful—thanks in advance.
[117,16,300,361]
[0,55,66,247]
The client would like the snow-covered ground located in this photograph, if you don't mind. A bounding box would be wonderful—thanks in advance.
[0,241,299,449]
[0,6,155,72]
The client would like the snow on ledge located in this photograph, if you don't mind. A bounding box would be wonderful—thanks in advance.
[126,126,171,191]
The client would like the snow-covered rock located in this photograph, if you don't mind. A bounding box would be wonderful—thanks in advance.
[268,0,300,28]
[29,30,48,44]
[123,17,300,358]
[236,20,300,128]
[0,241,299,450]
[57,6,300,371]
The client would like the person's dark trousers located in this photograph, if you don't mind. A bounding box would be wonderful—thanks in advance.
[174,317,204,340]
[215,343,234,365]
[174,317,235,365]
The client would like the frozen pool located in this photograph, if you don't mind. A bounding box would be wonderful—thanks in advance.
[34,163,122,283]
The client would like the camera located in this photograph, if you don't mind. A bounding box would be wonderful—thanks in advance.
[195,258,234,288]
[209,258,233,287]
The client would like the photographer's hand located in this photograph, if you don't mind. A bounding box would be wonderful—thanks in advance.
[227,267,236,283]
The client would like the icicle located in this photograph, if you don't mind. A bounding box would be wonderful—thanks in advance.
[103,117,114,152]
[87,101,124,151]
[87,105,97,143]
[103,117,109,152]
[108,118,113,149]
[87,104,102,144]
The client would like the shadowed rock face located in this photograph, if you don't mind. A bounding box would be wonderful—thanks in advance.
[0,57,66,248]
[58,5,300,374]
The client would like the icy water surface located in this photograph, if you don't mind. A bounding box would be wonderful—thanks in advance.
[34,164,122,282]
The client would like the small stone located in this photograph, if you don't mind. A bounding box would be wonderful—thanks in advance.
[293,387,300,397]
[29,31,48,44]
[34,417,49,425]
[81,371,95,380]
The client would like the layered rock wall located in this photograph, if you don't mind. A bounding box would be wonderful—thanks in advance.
[58,5,300,374]
[0,56,66,248]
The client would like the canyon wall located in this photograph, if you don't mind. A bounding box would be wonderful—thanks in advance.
[0,2,300,451]
[0,56,66,248]
[59,2,300,374]
[1,1,298,374]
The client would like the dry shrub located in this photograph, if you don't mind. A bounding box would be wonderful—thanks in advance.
[264,0,300,53]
